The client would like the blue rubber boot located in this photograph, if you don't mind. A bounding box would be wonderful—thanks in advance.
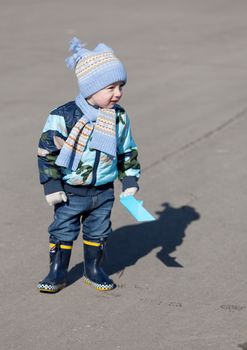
[37,240,73,293]
[82,240,116,291]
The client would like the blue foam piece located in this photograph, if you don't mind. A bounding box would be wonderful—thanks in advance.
[120,195,156,222]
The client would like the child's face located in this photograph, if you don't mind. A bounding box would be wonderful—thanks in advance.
[87,81,124,108]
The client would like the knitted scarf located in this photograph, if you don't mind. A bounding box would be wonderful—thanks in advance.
[55,94,117,171]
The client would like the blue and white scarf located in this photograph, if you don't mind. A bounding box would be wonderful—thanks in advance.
[55,93,117,171]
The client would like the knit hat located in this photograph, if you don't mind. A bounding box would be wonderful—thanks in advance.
[66,37,127,97]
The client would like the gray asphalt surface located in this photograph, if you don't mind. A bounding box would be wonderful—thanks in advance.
[1,1,247,349]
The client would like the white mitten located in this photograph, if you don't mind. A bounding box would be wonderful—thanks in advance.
[120,187,138,198]
[45,191,67,206]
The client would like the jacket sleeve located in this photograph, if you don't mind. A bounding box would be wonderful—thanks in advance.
[37,113,68,195]
[117,111,141,191]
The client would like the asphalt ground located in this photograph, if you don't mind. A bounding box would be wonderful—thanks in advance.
[0,1,247,349]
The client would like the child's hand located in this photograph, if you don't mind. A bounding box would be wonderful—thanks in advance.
[120,187,138,198]
[45,191,67,206]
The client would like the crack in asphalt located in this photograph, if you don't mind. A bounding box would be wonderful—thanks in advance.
[142,106,247,173]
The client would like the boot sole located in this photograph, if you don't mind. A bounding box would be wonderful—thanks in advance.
[37,282,66,293]
[82,276,116,291]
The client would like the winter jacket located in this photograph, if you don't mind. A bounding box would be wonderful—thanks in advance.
[38,101,140,195]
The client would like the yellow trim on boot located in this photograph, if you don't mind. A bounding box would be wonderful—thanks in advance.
[60,244,73,250]
[83,240,101,247]
[49,243,73,250]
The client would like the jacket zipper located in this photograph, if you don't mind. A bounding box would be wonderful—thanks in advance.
[91,150,100,186]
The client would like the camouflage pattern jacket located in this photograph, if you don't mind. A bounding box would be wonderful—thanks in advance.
[38,101,140,195]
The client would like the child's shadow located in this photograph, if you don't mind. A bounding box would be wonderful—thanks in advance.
[67,202,200,285]
[104,202,200,274]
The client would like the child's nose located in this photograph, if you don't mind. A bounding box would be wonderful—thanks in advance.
[114,87,122,97]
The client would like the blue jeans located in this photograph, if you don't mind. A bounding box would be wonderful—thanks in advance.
[48,187,115,243]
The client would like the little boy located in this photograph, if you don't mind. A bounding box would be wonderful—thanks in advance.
[37,37,141,293]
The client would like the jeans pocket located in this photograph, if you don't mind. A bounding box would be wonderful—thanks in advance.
[66,192,75,198]
[107,187,115,201]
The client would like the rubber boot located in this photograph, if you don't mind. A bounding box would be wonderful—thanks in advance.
[82,240,116,291]
[37,240,73,293]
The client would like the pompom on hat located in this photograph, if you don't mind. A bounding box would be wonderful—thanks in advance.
[66,37,127,98]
